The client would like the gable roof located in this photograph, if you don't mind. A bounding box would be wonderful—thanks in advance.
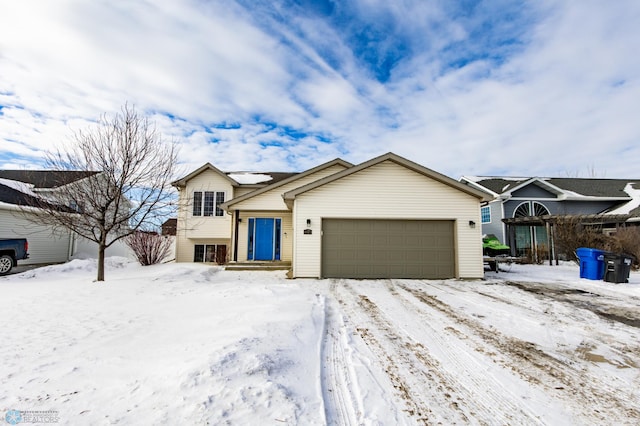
[0,170,99,189]
[222,158,353,210]
[171,163,240,188]
[547,178,640,198]
[171,163,299,188]
[462,176,640,200]
[283,152,492,204]
[496,178,566,198]
[0,182,44,207]
[0,182,75,212]
[0,170,99,209]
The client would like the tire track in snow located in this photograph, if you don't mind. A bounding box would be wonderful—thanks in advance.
[398,281,640,425]
[321,283,362,426]
[467,280,640,368]
[379,281,546,425]
[323,280,410,425]
[414,278,640,367]
[501,280,640,328]
[358,282,547,425]
[334,281,466,425]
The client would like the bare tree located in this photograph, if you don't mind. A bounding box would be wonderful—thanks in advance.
[26,104,179,281]
[125,230,174,266]
[563,165,606,178]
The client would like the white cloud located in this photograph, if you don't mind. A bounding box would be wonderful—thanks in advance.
[1,0,639,180]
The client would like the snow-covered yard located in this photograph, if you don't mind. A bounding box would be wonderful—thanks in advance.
[1,259,639,425]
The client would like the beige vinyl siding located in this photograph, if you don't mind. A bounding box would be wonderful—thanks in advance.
[228,166,348,262]
[234,187,257,197]
[0,208,73,265]
[175,170,235,262]
[292,160,483,278]
[235,211,293,262]
[230,164,348,211]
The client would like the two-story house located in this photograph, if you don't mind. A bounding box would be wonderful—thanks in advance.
[172,152,491,279]
[460,176,640,258]
[0,170,131,264]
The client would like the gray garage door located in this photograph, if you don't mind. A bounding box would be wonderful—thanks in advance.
[321,219,455,279]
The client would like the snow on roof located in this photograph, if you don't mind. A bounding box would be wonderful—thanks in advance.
[561,190,582,197]
[464,176,530,182]
[607,183,640,215]
[227,173,274,185]
[0,178,37,196]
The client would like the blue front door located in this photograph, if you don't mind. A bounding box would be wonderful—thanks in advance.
[248,218,282,261]
[255,218,275,260]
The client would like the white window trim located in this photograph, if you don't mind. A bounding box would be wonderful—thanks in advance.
[192,191,226,217]
[481,205,491,224]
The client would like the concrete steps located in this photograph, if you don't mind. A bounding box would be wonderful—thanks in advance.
[224,261,291,272]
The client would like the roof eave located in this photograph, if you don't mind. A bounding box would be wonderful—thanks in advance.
[284,152,492,202]
[224,158,353,209]
[171,163,239,188]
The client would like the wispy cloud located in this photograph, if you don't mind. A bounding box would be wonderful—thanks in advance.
[1,0,639,178]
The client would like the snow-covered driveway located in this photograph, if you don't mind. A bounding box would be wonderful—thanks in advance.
[1,259,639,425]
[323,276,640,425]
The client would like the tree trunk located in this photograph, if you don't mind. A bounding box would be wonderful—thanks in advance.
[97,243,105,282]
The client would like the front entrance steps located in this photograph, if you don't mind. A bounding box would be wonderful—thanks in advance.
[224,261,292,272]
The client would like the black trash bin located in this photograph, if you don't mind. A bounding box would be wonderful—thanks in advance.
[603,253,633,283]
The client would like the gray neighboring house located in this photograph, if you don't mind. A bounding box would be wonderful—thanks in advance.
[0,170,134,265]
[460,176,640,257]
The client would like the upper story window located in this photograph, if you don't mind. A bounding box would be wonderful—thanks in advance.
[514,201,549,218]
[481,206,491,223]
[193,191,225,217]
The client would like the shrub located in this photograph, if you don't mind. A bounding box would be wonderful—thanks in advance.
[553,218,639,269]
[553,218,606,262]
[612,227,640,270]
[125,230,174,266]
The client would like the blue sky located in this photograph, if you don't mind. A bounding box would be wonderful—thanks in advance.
[1,0,639,179]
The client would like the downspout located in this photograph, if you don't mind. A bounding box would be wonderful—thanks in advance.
[67,230,76,261]
[233,210,240,262]
[500,198,507,244]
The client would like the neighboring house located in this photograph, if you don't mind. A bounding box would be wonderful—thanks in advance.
[0,170,130,265]
[460,176,640,258]
[172,152,491,279]
[161,218,177,236]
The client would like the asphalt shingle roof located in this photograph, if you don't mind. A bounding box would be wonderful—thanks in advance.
[472,177,640,198]
[0,183,42,207]
[0,170,98,189]
[546,178,640,198]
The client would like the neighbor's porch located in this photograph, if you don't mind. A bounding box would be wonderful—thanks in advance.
[502,213,631,264]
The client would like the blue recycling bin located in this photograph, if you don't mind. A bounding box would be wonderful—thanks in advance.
[576,247,606,280]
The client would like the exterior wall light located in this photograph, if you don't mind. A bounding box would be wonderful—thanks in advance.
[469,220,476,228]
[306,219,311,226]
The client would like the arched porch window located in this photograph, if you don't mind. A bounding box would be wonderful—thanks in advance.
[513,202,550,258]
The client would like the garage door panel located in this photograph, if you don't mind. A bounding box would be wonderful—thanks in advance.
[356,234,373,246]
[404,251,424,262]
[322,219,455,279]
[372,235,387,245]
[388,235,404,246]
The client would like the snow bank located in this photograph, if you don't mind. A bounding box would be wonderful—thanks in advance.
[1,259,638,425]
[0,261,326,425]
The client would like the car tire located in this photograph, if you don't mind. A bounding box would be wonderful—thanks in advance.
[0,254,14,275]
